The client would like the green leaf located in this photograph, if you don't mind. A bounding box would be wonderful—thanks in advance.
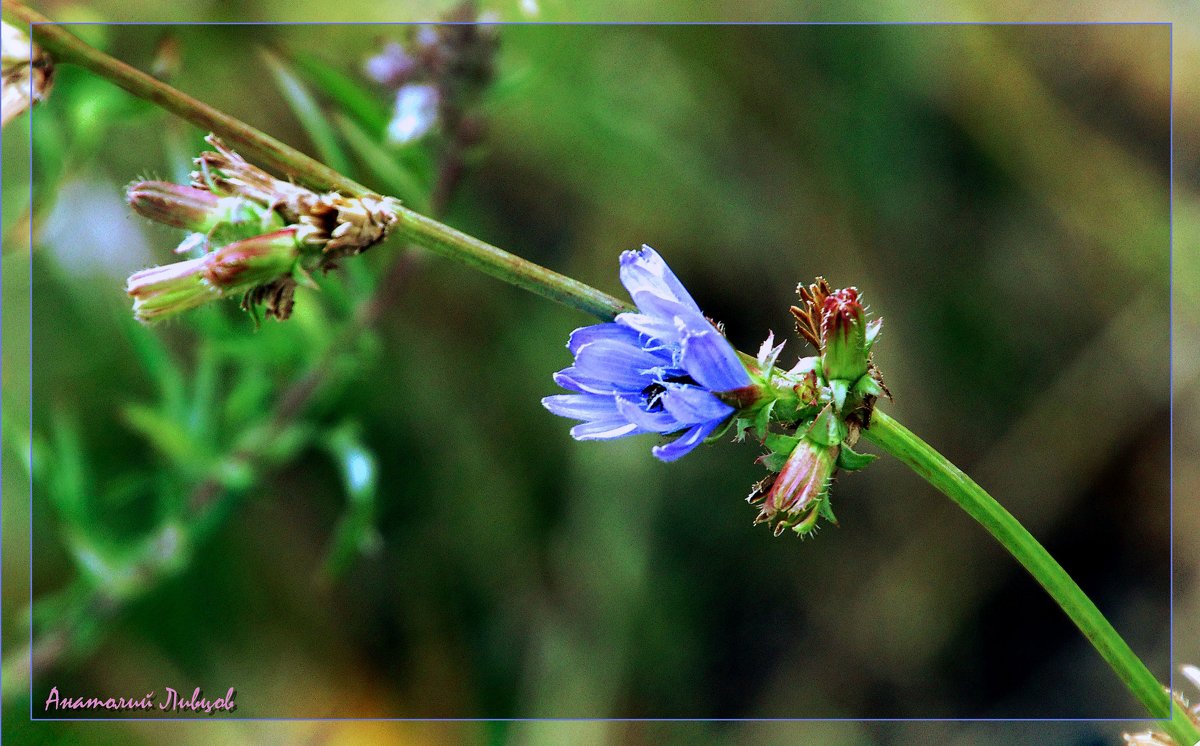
[854,374,882,399]
[818,497,838,525]
[292,52,391,135]
[122,319,187,420]
[829,378,850,412]
[187,343,219,448]
[764,432,800,456]
[805,404,847,447]
[261,49,352,176]
[753,398,777,440]
[760,451,789,472]
[837,444,878,471]
[222,366,274,428]
[47,412,88,526]
[122,403,194,466]
[318,423,381,583]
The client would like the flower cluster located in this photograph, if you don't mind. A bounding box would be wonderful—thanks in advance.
[742,278,887,535]
[543,250,887,537]
[364,2,497,146]
[126,135,400,322]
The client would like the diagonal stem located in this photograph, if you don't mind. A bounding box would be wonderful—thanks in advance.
[2,0,633,321]
[863,410,1198,746]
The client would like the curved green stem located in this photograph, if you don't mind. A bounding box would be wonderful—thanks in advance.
[863,409,1197,745]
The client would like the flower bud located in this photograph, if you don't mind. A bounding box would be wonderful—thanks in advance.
[820,287,869,383]
[126,256,221,322]
[200,229,300,288]
[127,229,301,322]
[754,437,838,536]
[128,182,240,232]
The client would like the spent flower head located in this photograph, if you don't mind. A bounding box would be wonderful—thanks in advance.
[125,135,400,322]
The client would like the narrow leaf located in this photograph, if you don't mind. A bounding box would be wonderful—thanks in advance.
[318,422,381,584]
[122,403,194,466]
[261,49,352,176]
[292,51,391,135]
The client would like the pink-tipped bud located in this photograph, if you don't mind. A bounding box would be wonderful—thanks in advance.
[200,229,299,288]
[127,181,265,233]
[820,287,869,383]
[126,229,301,322]
[755,438,837,535]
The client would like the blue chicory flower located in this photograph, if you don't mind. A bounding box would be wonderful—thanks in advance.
[542,246,752,462]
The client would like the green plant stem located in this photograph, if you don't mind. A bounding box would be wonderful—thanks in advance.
[7,3,1192,738]
[2,0,633,321]
[863,410,1198,745]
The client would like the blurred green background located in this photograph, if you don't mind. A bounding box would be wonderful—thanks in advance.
[2,2,1195,745]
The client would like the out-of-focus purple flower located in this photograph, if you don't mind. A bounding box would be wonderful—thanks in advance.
[363,41,416,88]
[386,83,440,145]
[543,246,752,462]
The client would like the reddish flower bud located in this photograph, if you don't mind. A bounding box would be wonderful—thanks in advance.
[126,229,301,322]
[821,287,869,383]
[754,438,838,536]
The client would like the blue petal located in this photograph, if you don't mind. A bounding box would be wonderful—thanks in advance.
[651,419,720,462]
[553,368,643,397]
[542,393,619,421]
[615,312,679,343]
[614,396,685,433]
[661,386,733,425]
[679,323,751,391]
[574,339,670,390]
[567,323,642,356]
[619,245,703,319]
[570,419,641,441]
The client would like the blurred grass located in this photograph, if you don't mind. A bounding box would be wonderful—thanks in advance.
[1,5,1193,746]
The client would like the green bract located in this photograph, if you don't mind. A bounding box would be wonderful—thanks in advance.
[737,278,888,537]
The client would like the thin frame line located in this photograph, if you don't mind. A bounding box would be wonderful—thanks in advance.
[23,19,1176,729]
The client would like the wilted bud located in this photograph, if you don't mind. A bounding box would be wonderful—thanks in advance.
[753,437,838,536]
[200,229,300,288]
[1,21,54,128]
[127,229,301,322]
[126,256,221,322]
[820,287,869,383]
